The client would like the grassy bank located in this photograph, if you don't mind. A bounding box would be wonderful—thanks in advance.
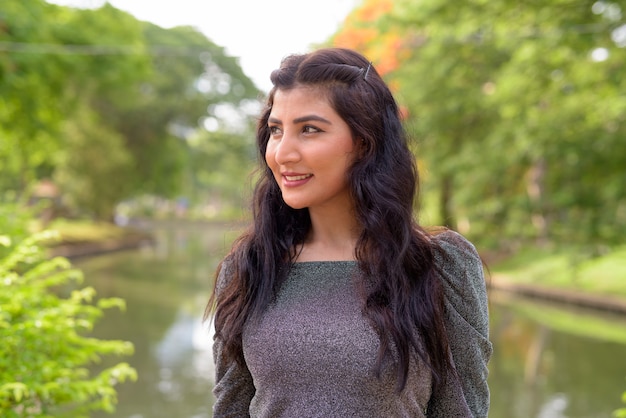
[42,219,152,259]
[490,244,626,299]
[45,219,137,242]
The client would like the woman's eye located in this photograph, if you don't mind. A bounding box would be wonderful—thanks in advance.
[269,126,282,135]
[303,125,320,134]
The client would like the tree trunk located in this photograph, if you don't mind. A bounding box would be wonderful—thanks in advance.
[527,158,549,244]
[439,174,457,230]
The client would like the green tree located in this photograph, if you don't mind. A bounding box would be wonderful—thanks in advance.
[188,125,258,215]
[1,0,260,219]
[477,0,626,246]
[111,22,259,202]
[0,0,69,195]
[333,0,626,247]
[0,0,150,207]
[53,108,134,220]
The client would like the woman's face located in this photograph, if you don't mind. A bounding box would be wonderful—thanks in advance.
[265,86,356,212]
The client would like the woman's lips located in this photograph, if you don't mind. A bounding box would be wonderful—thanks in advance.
[282,173,313,186]
[284,174,311,181]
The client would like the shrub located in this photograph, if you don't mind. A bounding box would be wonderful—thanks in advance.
[0,230,136,417]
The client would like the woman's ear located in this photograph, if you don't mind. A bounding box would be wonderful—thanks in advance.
[356,137,369,159]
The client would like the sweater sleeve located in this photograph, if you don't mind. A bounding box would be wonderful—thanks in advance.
[211,261,256,417]
[427,230,492,418]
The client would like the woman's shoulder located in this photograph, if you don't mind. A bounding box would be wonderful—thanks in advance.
[430,228,483,280]
[214,254,237,296]
[430,229,489,334]
[430,228,480,262]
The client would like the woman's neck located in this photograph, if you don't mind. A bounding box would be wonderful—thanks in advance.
[296,206,360,262]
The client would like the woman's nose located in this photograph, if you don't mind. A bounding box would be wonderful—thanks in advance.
[274,132,300,165]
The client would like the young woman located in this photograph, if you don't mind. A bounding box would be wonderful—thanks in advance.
[206,47,492,417]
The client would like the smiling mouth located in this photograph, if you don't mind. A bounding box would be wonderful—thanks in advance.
[284,174,312,181]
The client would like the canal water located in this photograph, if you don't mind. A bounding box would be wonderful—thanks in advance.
[79,222,626,418]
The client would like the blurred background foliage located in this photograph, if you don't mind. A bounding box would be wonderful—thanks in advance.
[1,0,260,222]
[331,0,626,252]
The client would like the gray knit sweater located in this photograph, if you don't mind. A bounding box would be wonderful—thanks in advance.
[212,230,492,417]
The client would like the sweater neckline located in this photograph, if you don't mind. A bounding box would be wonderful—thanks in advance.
[292,260,357,265]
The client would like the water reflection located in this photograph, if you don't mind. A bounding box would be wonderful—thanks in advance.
[159,309,215,383]
[81,222,235,418]
[77,222,626,417]
[488,291,626,418]
[153,311,215,399]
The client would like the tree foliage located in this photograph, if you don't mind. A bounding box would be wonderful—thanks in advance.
[332,0,626,248]
[1,0,260,219]
[0,1,66,194]
[54,108,134,221]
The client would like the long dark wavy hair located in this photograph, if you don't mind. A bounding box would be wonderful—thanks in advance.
[206,47,452,392]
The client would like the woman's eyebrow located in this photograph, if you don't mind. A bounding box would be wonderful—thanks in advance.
[268,115,332,125]
[293,115,332,125]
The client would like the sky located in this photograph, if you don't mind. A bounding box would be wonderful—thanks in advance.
[47,0,359,92]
